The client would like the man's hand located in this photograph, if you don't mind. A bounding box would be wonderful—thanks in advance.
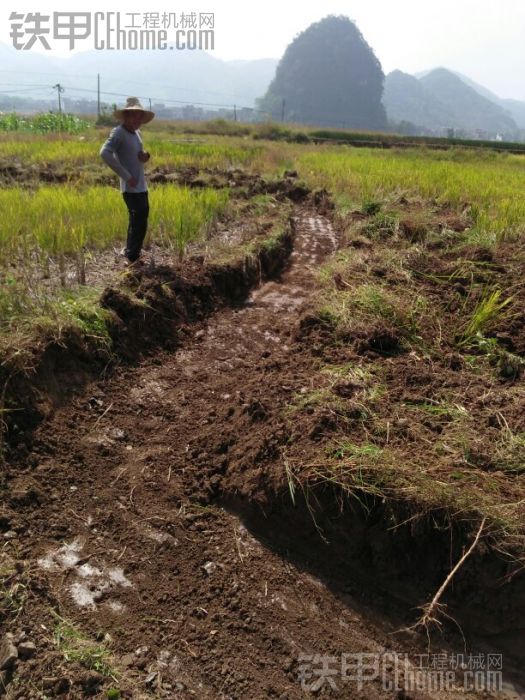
[127,176,138,188]
[138,150,150,163]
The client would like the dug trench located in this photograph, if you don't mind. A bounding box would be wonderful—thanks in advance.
[1,171,311,445]
[1,197,524,698]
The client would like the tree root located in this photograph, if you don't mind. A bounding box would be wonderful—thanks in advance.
[403,517,487,647]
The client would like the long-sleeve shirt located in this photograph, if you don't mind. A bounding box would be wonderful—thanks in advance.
[99,124,147,193]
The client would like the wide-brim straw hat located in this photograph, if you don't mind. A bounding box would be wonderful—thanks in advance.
[113,97,155,124]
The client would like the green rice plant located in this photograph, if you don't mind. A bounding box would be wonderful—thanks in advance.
[0,185,229,266]
[459,289,512,346]
[0,113,23,132]
[150,186,229,258]
[0,186,123,260]
[333,193,357,216]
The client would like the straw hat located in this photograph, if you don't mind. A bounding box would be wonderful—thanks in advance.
[113,97,155,124]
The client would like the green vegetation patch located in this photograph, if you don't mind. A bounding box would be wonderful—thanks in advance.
[0,112,90,134]
[53,612,117,679]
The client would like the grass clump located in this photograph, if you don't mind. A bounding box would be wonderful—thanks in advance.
[329,440,384,461]
[53,612,117,679]
[0,555,27,622]
[0,286,112,350]
[45,289,113,348]
[106,689,121,699]
[319,282,425,346]
[362,212,398,239]
[361,199,382,216]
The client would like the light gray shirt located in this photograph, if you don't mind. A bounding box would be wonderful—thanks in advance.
[99,124,147,193]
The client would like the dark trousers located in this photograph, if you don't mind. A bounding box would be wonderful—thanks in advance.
[122,191,149,262]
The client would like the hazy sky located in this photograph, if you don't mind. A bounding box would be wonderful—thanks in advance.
[2,0,525,100]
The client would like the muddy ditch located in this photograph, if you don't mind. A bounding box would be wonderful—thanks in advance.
[0,171,332,454]
[1,213,296,450]
[224,487,525,662]
[1,172,326,449]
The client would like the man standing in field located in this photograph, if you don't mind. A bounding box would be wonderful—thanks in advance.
[99,97,155,266]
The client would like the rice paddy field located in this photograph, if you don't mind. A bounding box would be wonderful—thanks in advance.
[1,116,524,697]
[1,122,523,350]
